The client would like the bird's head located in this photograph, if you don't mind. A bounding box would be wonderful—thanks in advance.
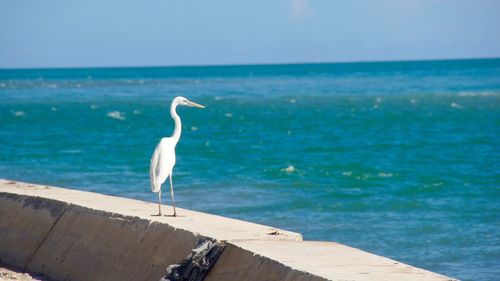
[173,96,205,108]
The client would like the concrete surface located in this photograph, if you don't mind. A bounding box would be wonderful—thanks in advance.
[0,179,301,242]
[0,192,68,269]
[206,240,457,281]
[0,179,458,281]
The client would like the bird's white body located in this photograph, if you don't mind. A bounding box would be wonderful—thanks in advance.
[150,137,176,193]
[149,96,204,216]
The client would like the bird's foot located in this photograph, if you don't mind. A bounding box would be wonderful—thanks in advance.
[163,214,178,217]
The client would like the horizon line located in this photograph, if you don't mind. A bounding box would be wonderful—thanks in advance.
[1,56,499,71]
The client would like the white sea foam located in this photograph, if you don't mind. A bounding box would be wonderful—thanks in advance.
[107,111,126,120]
[423,182,444,188]
[342,171,353,176]
[224,113,233,118]
[458,91,498,97]
[190,126,198,131]
[378,172,394,178]
[450,102,463,109]
[60,149,83,154]
[356,173,370,180]
[13,111,25,117]
[133,110,141,115]
[281,165,296,173]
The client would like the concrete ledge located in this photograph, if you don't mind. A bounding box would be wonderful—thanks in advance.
[0,179,457,281]
[206,240,456,281]
[28,204,199,281]
[0,193,67,269]
[0,179,301,242]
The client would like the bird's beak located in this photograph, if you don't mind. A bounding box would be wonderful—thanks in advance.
[187,100,205,108]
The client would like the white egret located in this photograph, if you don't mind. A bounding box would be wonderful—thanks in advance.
[150,96,205,216]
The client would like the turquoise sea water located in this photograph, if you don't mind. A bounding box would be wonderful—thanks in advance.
[1,59,499,280]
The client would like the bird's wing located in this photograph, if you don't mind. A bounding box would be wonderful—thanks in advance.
[150,138,175,193]
[149,143,162,192]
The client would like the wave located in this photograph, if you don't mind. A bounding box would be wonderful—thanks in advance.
[378,172,394,178]
[107,111,125,120]
[11,111,25,117]
[458,91,500,97]
[59,149,83,154]
[281,165,296,173]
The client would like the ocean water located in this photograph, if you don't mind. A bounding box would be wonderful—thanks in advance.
[1,59,499,280]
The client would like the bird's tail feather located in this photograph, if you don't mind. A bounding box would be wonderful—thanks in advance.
[151,178,161,193]
[150,169,162,193]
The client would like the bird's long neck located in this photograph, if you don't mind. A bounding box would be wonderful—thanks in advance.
[170,103,181,145]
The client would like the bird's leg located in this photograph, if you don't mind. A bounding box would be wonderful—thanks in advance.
[170,175,177,217]
[158,189,162,216]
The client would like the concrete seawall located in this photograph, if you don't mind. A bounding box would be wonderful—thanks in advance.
[0,179,457,281]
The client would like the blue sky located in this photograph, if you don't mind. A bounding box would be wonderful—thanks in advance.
[1,0,499,68]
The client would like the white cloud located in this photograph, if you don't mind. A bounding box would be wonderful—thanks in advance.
[290,0,314,19]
